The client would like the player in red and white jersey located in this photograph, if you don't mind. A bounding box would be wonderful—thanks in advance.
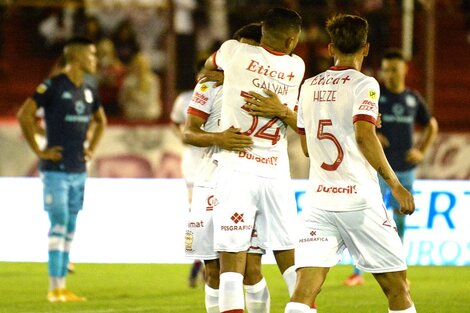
[284,14,417,313]
[204,8,309,313]
[184,24,276,313]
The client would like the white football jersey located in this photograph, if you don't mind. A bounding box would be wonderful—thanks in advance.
[297,66,382,211]
[213,39,305,178]
[171,90,206,185]
[186,81,223,186]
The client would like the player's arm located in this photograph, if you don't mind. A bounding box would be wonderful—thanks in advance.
[355,120,415,215]
[243,89,298,131]
[406,117,438,164]
[183,114,253,152]
[17,98,62,161]
[299,134,309,157]
[84,107,107,161]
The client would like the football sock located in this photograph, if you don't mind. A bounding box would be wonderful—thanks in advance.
[389,305,416,313]
[205,284,219,313]
[285,302,310,313]
[48,212,67,279]
[219,272,244,313]
[282,265,296,297]
[49,276,62,291]
[244,277,270,313]
[61,213,77,277]
[353,266,362,275]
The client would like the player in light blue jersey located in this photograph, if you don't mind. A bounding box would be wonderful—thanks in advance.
[17,37,106,302]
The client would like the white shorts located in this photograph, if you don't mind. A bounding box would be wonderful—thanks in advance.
[213,167,296,253]
[185,185,219,260]
[295,204,407,273]
[185,184,266,260]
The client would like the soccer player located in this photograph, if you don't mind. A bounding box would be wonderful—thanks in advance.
[185,23,278,313]
[343,49,439,286]
[204,8,306,313]
[284,14,417,313]
[17,37,106,302]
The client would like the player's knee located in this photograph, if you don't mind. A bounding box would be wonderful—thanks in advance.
[204,264,220,288]
[243,264,263,285]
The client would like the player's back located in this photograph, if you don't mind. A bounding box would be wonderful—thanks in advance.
[298,67,382,211]
[214,39,305,178]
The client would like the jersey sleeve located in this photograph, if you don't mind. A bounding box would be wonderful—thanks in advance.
[414,91,432,125]
[187,82,218,121]
[296,85,307,135]
[352,77,380,125]
[170,93,190,124]
[32,79,53,108]
[213,39,241,70]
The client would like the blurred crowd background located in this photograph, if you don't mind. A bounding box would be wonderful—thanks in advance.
[0,0,469,179]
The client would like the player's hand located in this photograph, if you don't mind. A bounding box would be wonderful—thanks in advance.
[38,146,63,161]
[218,127,253,152]
[390,184,415,215]
[242,89,286,118]
[84,148,94,162]
[198,69,224,87]
[376,132,390,148]
[376,113,382,128]
[406,148,424,165]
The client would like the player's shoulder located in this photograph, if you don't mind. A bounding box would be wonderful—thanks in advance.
[35,74,65,94]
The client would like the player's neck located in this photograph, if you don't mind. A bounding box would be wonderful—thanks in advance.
[64,65,85,87]
[333,56,363,71]
[387,83,406,94]
[260,39,288,55]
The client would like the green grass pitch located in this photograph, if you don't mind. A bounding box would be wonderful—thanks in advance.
[0,263,469,312]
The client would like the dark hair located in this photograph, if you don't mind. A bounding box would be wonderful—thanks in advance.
[263,7,302,33]
[326,14,368,54]
[233,23,262,43]
[64,36,95,47]
[382,48,405,61]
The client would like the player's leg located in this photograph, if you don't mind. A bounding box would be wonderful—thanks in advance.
[244,252,270,313]
[42,171,69,302]
[273,249,296,296]
[60,172,86,301]
[373,271,415,312]
[213,168,258,313]
[204,259,220,313]
[336,203,414,312]
[344,175,392,287]
[285,267,329,313]
[260,177,298,296]
[219,251,248,313]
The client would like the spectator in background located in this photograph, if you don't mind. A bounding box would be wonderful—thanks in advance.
[77,15,104,43]
[361,0,391,73]
[112,19,140,65]
[96,38,126,117]
[343,48,438,287]
[119,52,162,121]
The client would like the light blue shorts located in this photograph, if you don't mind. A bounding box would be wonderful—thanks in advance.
[378,169,416,210]
[40,171,87,213]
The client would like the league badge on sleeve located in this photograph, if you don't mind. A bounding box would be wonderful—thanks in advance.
[368,90,377,100]
[36,83,48,94]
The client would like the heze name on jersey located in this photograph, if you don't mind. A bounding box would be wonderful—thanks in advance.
[313,90,337,102]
